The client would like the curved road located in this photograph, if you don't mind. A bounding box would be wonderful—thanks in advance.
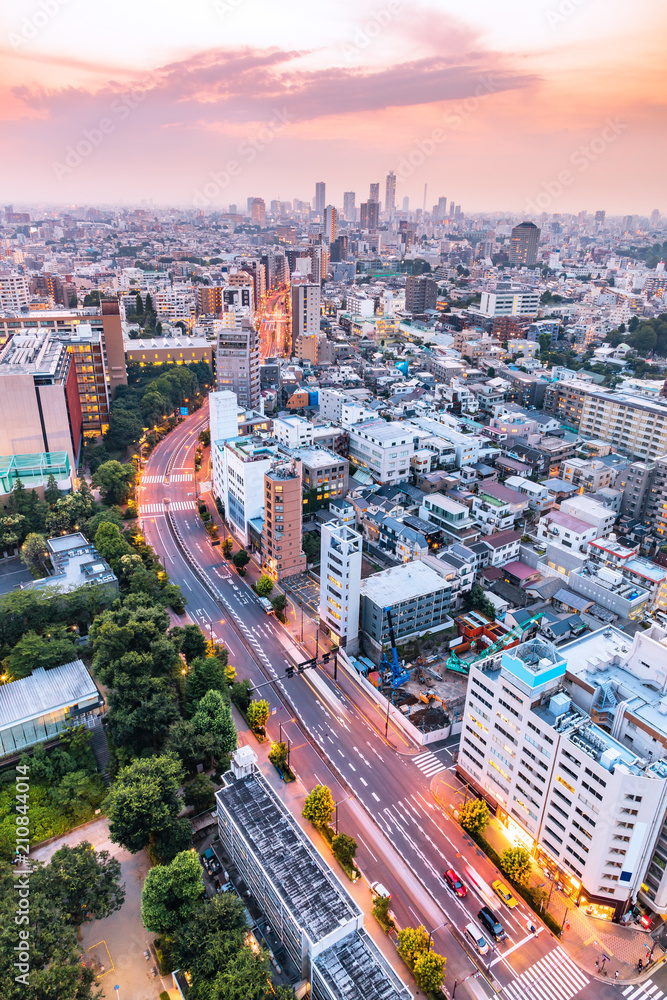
[137,405,622,1000]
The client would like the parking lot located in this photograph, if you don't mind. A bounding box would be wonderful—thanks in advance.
[284,573,320,616]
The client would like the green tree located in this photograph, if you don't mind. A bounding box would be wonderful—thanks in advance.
[332,833,357,867]
[170,624,208,664]
[106,755,190,863]
[135,292,144,316]
[268,741,288,769]
[397,924,430,969]
[183,774,216,814]
[467,583,496,621]
[94,521,132,566]
[44,473,62,507]
[0,514,26,551]
[255,574,274,598]
[31,842,125,926]
[500,846,533,886]
[459,798,490,835]
[191,689,237,759]
[106,406,142,450]
[5,627,79,680]
[19,532,49,577]
[302,784,334,828]
[141,390,170,426]
[171,895,248,987]
[184,655,230,714]
[271,593,287,619]
[222,538,233,558]
[208,947,272,1000]
[246,699,269,732]
[232,549,250,574]
[414,949,446,993]
[141,850,204,934]
[372,893,393,928]
[92,461,137,506]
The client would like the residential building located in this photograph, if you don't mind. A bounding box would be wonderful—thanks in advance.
[359,201,379,231]
[99,299,129,393]
[537,510,599,553]
[216,437,277,545]
[479,291,540,319]
[620,460,656,520]
[216,748,411,999]
[419,493,479,545]
[323,205,338,243]
[299,447,349,514]
[509,221,540,266]
[586,537,667,613]
[216,322,260,409]
[385,170,396,214]
[560,496,616,538]
[504,476,553,513]
[405,276,438,315]
[560,458,614,492]
[479,529,522,568]
[154,287,196,325]
[360,561,455,661]
[457,626,667,921]
[348,420,415,485]
[570,387,667,462]
[291,279,321,351]
[0,660,103,758]
[0,270,29,311]
[645,455,667,537]
[318,389,376,427]
[262,459,307,581]
[471,482,528,534]
[209,390,239,495]
[320,521,362,651]
[567,563,650,619]
[273,415,314,449]
[0,330,83,470]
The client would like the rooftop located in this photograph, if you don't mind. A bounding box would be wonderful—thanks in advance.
[314,929,412,1000]
[0,661,101,730]
[360,561,449,605]
[542,510,593,534]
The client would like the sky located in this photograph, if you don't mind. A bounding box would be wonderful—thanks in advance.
[1,0,665,214]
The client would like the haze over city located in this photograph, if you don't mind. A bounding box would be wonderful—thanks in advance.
[2,0,666,212]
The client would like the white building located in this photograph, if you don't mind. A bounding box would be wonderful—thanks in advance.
[479,291,539,318]
[291,279,321,344]
[0,270,29,311]
[214,437,278,545]
[537,510,599,553]
[154,286,197,325]
[560,496,616,539]
[272,414,314,448]
[319,521,362,652]
[209,390,239,498]
[347,420,415,484]
[458,625,667,922]
[318,389,376,428]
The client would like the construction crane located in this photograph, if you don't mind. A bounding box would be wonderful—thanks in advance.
[380,607,411,688]
[446,613,545,675]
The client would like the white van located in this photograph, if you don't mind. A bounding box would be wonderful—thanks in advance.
[465,922,489,956]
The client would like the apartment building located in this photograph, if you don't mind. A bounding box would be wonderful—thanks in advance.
[291,279,321,351]
[360,562,455,661]
[215,437,278,545]
[419,493,479,545]
[272,414,313,448]
[0,270,29,312]
[537,511,599,553]
[262,460,307,582]
[548,384,667,461]
[347,420,415,485]
[457,626,667,921]
[299,447,349,514]
[504,476,553,513]
[216,749,411,999]
[560,496,616,538]
[560,458,614,492]
[154,286,196,325]
[620,460,656,520]
[543,379,591,429]
[644,455,667,537]
[319,521,362,651]
[567,563,650,619]
[216,322,260,409]
[479,290,540,318]
[586,537,667,612]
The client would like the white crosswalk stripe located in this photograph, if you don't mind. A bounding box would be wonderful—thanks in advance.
[504,946,588,1000]
[623,983,664,1000]
[412,750,447,777]
[141,474,193,483]
[139,500,196,514]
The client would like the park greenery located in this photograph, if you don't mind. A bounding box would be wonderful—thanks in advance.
[605,312,667,358]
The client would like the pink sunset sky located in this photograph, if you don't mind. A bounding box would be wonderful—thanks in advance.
[1,0,665,213]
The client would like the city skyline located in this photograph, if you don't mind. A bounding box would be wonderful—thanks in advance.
[2,0,665,212]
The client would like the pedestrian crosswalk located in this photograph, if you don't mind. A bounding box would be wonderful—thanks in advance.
[140,500,196,514]
[504,946,588,1000]
[412,750,448,778]
[142,474,192,483]
[622,979,664,1000]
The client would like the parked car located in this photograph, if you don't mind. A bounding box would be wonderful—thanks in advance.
[444,868,468,898]
[465,922,489,955]
[370,881,391,899]
[478,906,506,942]
[202,847,221,875]
[492,880,518,908]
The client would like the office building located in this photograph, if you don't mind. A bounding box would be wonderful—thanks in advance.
[405,275,438,314]
[347,419,415,484]
[0,271,29,312]
[216,321,260,409]
[262,459,307,581]
[215,436,277,545]
[315,182,326,216]
[299,446,349,513]
[291,278,321,351]
[360,562,455,661]
[323,205,338,244]
[320,520,362,650]
[359,201,379,232]
[385,171,396,215]
[99,299,128,393]
[479,291,539,319]
[125,336,214,372]
[343,191,356,221]
[0,330,82,470]
[509,222,541,266]
[251,197,266,226]
[457,625,667,922]
[209,389,239,445]
[216,748,411,999]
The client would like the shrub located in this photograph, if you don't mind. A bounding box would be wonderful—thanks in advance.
[459,798,490,836]
[500,846,533,886]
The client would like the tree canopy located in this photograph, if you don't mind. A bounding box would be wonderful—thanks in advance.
[141,849,204,934]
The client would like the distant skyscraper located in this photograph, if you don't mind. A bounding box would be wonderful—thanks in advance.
[405,275,438,314]
[509,221,540,266]
[369,182,379,203]
[251,198,266,226]
[402,196,409,212]
[343,191,356,221]
[623,215,635,232]
[323,205,338,243]
[595,210,606,223]
[360,201,379,231]
[650,209,661,225]
[314,182,326,216]
[385,171,396,215]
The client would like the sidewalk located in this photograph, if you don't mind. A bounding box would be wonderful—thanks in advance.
[432,772,663,984]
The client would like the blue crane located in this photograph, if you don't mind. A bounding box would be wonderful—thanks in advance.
[380,607,411,688]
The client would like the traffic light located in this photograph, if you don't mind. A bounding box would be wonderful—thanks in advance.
[321,652,331,664]
[285,666,294,678]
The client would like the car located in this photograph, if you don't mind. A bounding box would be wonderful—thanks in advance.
[444,868,468,898]
[163,496,170,504]
[492,880,519,908]
[465,922,489,956]
[478,906,507,942]
[370,881,391,899]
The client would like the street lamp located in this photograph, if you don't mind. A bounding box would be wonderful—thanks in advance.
[333,795,351,835]
[427,920,448,950]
